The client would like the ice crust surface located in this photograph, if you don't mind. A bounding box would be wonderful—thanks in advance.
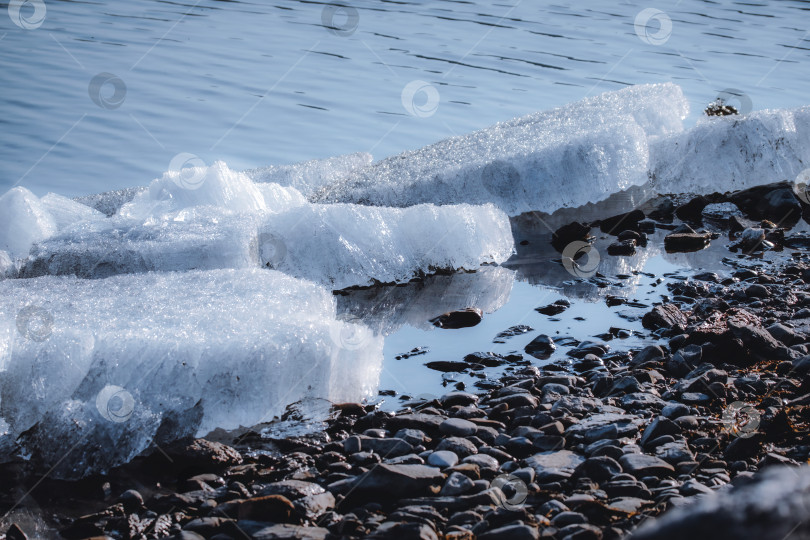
[22,162,312,278]
[119,160,271,219]
[40,193,106,231]
[0,269,383,478]
[74,187,147,217]
[22,208,264,278]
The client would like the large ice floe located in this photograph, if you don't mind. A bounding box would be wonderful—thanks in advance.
[312,83,689,214]
[0,269,383,478]
[3,82,810,476]
[313,84,810,216]
[260,202,513,290]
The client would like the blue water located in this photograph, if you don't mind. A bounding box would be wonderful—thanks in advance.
[2,0,809,197]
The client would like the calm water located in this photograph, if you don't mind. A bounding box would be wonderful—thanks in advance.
[2,0,810,197]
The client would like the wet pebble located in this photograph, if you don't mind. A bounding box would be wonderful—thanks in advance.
[428,450,459,468]
[440,418,479,437]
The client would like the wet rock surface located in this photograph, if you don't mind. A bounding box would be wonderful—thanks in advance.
[664,232,712,253]
[431,308,485,329]
[728,182,802,226]
[551,222,592,252]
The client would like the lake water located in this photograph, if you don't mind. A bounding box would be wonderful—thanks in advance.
[2,0,810,197]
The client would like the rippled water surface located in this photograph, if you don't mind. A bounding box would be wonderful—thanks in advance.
[2,0,810,196]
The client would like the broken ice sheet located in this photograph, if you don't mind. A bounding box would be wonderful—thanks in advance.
[23,161,515,288]
[0,268,382,478]
[651,106,810,194]
[313,83,688,215]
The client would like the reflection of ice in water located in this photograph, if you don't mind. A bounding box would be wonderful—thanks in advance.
[336,266,515,335]
[511,184,657,233]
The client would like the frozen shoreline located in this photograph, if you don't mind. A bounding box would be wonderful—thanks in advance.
[13,200,810,537]
[1,83,810,482]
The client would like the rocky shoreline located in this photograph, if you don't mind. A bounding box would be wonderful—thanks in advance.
[4,182,810,539]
